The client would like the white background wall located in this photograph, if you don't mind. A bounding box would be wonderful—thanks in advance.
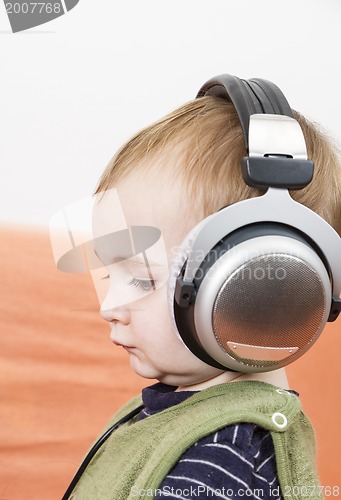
[1,0,340,228]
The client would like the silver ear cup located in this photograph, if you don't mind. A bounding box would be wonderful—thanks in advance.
[194,236,331,372]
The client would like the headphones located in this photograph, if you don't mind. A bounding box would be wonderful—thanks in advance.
[170,74,341,373]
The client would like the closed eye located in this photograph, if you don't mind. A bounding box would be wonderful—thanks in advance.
[101,274,156,292]
[127,277,155,292]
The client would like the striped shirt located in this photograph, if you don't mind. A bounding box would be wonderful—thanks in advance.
[138,382,284,499]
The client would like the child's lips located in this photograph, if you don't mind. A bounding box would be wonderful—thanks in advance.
[112,340,136,352]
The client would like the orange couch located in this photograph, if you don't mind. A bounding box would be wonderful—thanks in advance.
[0,226,339,499]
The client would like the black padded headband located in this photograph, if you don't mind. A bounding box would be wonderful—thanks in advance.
[196,74,293,150]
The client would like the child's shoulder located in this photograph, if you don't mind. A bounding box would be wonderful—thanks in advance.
[157,421,280,496]
[100,393,143,435]
[199,421,272,455]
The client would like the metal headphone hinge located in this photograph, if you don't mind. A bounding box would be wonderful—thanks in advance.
[175,276,195,308]
[328,296,341,322]
[245,114,313,189]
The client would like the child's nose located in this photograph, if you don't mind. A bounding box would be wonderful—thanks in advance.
[100,306,130,325]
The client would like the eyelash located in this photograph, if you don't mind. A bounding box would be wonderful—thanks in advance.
[127,277,155,291]
[101,275,155,292]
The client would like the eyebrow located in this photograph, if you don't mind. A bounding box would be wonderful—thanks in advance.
[94,248,165,267]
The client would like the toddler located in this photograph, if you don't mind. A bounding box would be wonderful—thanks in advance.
[53,74,341,500]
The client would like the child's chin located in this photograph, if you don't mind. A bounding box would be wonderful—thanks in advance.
[129,359,187,386]
[128,356,163,381]
[128,355,223,387]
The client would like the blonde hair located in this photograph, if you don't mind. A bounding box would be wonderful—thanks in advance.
[95,96,341,235]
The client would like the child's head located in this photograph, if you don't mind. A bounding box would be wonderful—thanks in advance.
[93,94,341,387]
[96,96,341,235]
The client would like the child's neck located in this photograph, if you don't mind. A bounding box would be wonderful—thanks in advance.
[175,368,289,392]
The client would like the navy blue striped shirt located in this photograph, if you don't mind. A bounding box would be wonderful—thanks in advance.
[138,382,284,499]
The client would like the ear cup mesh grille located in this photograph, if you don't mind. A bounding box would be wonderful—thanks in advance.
[212,254,327,368]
